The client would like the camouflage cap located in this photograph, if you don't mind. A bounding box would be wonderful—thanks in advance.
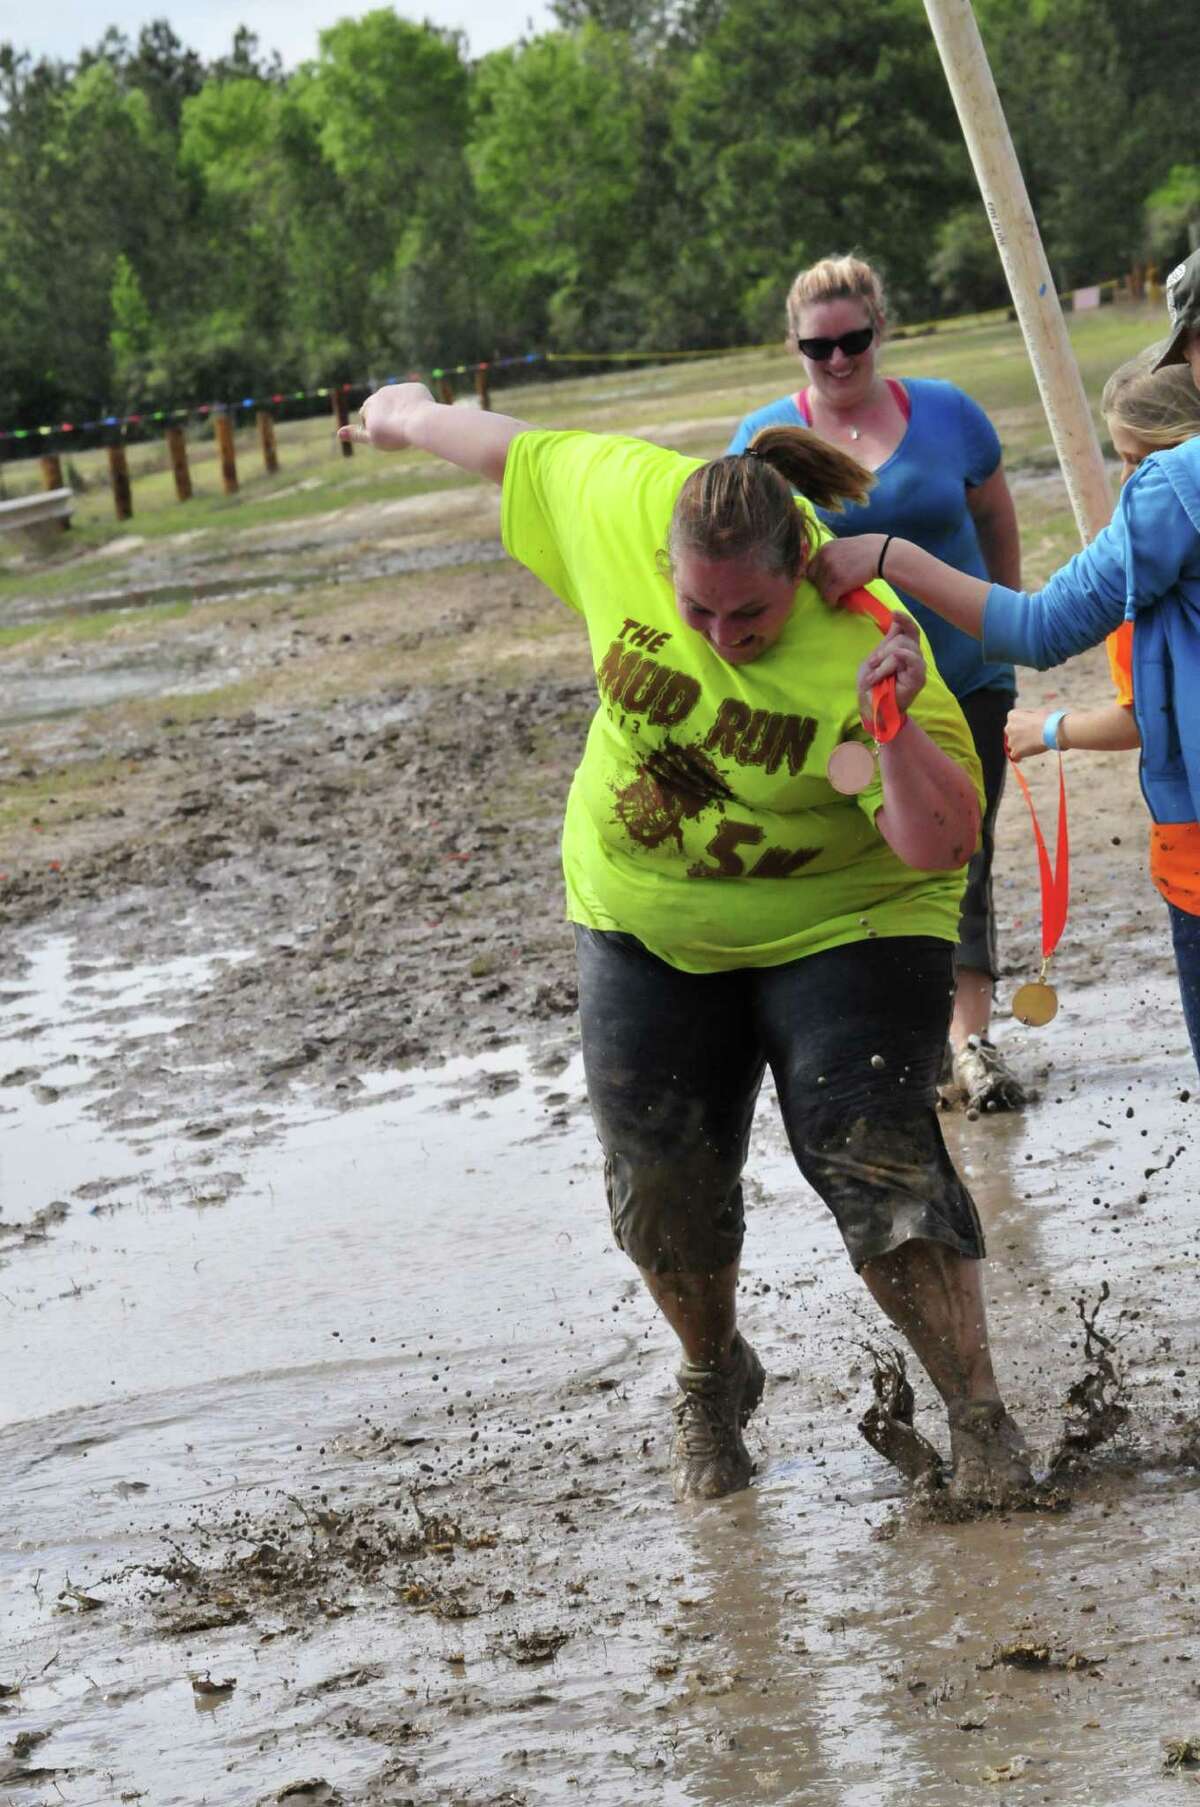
[1153,249,1200,369]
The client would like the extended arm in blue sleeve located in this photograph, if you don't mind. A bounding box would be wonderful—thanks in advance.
[982,527,1126,667]
[981,459,1196,668]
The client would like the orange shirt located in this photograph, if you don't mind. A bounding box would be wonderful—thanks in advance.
[1107,622,1200,913]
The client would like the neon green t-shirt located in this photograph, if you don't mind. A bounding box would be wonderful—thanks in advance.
[501,429,981,973]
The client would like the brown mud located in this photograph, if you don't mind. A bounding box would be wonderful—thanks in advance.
[3,485,1200,1804]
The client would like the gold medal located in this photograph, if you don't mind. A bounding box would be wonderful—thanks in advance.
[1012,980,1059,1027]
[827,741,877,795]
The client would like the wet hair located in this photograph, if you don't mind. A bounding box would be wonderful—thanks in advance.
[1100,349,1200,452]
[666,426,874,579]
[786,254,888,341]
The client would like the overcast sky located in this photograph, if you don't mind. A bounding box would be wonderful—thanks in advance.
[8,2,556,68]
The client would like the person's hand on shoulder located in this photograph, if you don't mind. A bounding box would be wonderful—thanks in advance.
[858,614,925,721]
[810,533,888,604]
[1004,706,1051,763]
[340,382,436,452]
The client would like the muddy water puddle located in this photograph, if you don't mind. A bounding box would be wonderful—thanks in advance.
[0,650,230,729]
[0,535,507,728]
[1,537,504,632]
[3,929,1200,1803]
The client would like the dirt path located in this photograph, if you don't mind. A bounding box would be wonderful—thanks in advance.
[3,498,1200,1805]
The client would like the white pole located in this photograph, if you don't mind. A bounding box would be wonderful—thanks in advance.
[923,0,1112,545]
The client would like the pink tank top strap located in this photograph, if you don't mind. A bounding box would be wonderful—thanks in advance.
[793,379,910,426]
[887,377,911,422]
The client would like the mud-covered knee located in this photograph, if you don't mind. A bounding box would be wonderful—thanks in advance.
[604,1156,744,1275]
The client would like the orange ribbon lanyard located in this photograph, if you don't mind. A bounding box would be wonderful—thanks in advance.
[842,586,904,743]
[1005,749,1070,979]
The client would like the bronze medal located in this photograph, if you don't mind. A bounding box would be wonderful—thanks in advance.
[1012,980,1059,1027]
[827,741,877,795]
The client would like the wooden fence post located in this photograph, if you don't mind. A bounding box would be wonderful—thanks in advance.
[213,411,239,495]
[331,388,353,459]
[256,409,280,474]
[475,364,491,411]
[39,454,69,531]
[436,376,455,406]
[107,444,133,521]
[164,425,193,501]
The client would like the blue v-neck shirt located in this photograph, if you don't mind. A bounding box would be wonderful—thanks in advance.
[727,377,1016,701]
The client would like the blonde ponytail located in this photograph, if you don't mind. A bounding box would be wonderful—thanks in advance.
[747,425,874,511]
[667,428,873,576]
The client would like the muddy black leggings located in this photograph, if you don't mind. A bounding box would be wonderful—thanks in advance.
[575,927,985,1277]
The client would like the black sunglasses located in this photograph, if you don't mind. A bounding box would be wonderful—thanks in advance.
[795,325,875,361]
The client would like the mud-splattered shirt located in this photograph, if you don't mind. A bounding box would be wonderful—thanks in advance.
[501,429,982,972]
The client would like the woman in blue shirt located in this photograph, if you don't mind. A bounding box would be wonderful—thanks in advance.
[728,255,1026,1114]
[810,250,1200,1072]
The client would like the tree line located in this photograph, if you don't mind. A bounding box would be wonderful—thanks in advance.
[1,0,1197,432]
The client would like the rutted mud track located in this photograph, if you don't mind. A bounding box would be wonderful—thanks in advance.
[1,675,591,1128]
[3,512,1200,1804]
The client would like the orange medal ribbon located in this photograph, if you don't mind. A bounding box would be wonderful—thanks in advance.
[1006,750,1070,1026]
[826,587,903,794]
[843,587,904,742]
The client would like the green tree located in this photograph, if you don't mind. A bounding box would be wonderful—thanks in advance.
[928,206,1007,315]
[668,0,970,339]
[1145,166,1200,269]
[4,0,1188,435]
[976,0,1192,286]
[549,0,720,52]
[78,19,205,133]
[0,49,70,424]
[176,75,295,394]
[109,253,157,408]
[470,29,646,350]
[0,50,185,419]
[292,11,475,371]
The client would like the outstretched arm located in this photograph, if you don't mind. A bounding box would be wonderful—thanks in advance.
[811,521,1136,670]
[339,382,532,485]
[813,534,991,637]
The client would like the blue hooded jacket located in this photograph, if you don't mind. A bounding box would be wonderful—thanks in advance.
[983,437,1200,825]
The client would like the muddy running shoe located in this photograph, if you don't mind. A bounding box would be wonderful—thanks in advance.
[951,1035,1027,1113]
[948,1399,1034,1506]
[671,1333,765,1502]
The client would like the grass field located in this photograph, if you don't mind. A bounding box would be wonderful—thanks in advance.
[0,300,1167,607]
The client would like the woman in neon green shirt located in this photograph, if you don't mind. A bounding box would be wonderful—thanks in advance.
[344,383,1032,1508]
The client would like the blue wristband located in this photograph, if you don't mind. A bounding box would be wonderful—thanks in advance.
[1042,709,1067,751]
